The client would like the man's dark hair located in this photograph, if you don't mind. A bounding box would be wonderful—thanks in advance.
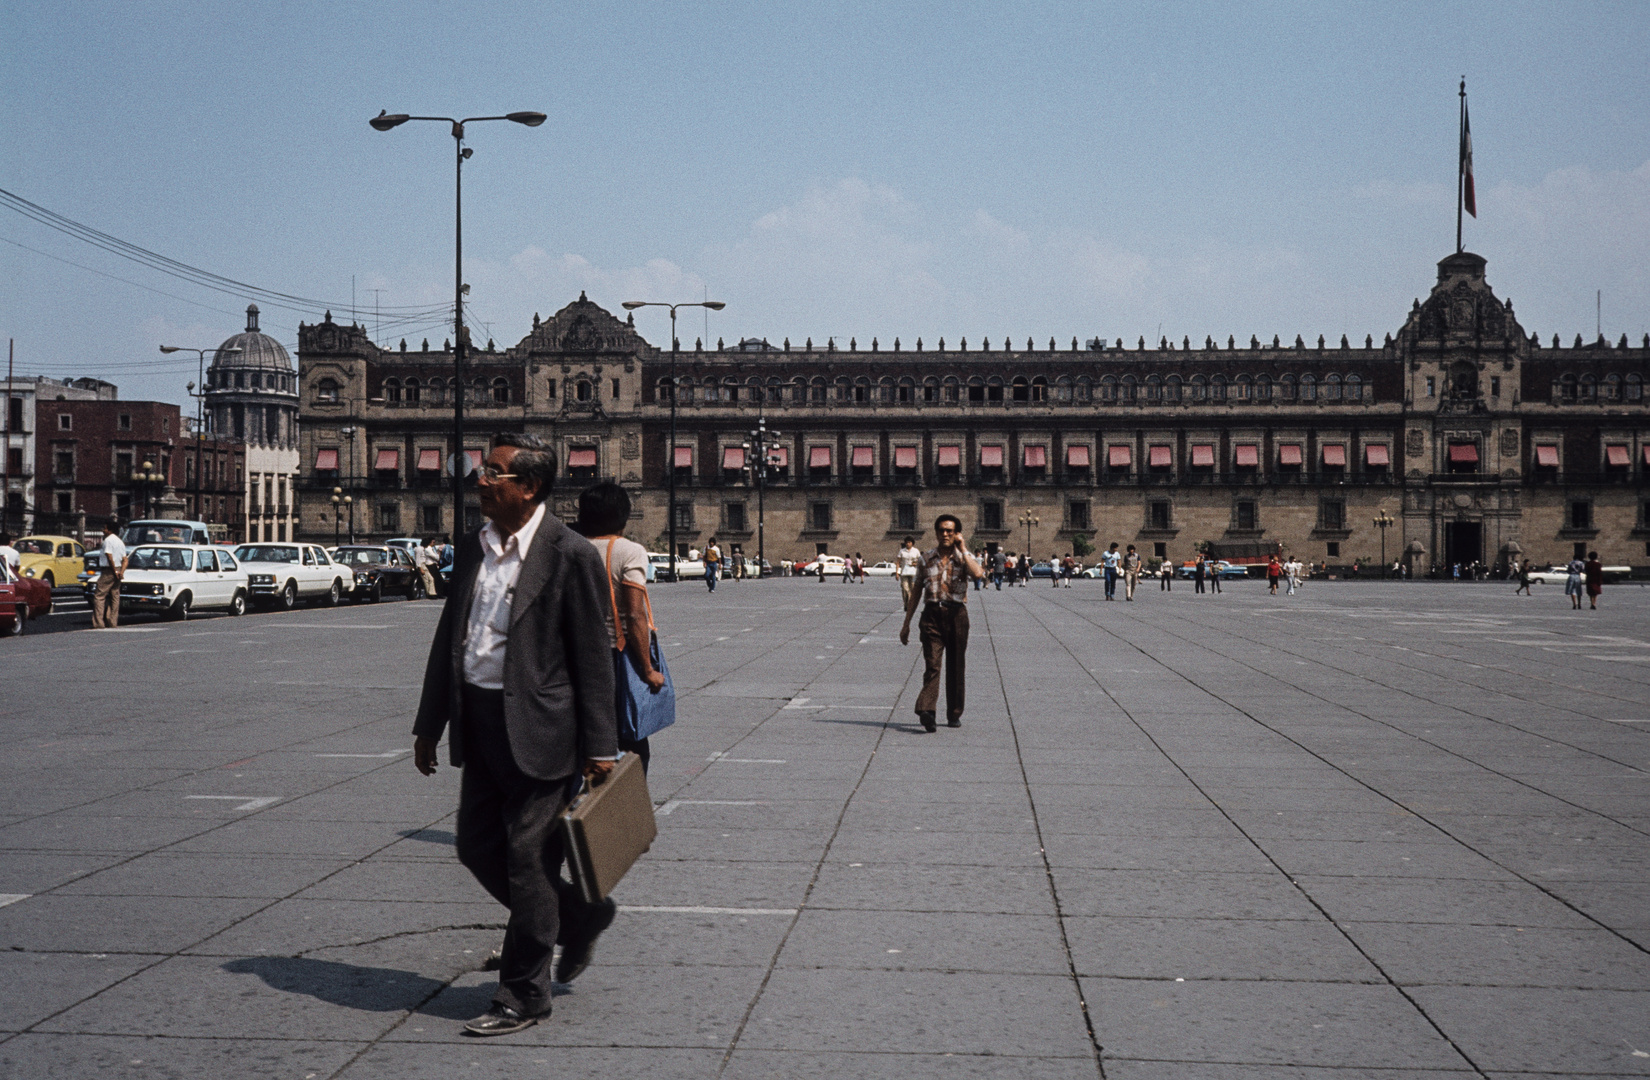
[934,513,962,532]
[494,433,557,501]
[0,533,9,545]
[576,481,631,536]
[103,520,119,533]
[1588,550,1598,560]
[903,536,914,544]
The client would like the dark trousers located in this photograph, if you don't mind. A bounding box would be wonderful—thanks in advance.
[1103,569,1117,599]
[915,602,969,722]
[456,685,597,1016]
[1194,576,1205,593]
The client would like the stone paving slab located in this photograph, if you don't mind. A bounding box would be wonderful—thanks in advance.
[2,578,1649,1077]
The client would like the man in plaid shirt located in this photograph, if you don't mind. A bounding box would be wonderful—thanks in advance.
[899,514,985,732]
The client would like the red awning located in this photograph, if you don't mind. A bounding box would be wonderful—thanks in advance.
[674,446,693,468]
[314,448,339,470]
[1108,445,1132,468]
[1234,444,1259,467]
[466,450,484,473]
[768,446,788,468]
[1190,444,1215,467]
[1148,445,1172,468]
[809,446,832,468]
[1605,444,1630,467]
[1322,444,1346,467]
[568,448,598,468]
[1278,444,1303,466]
[980,445,1004,467]
[1365,444,1390,466]
[936,444,961,467]
[1448,442,1479,464]
[1066,444,1090,468]
[721,447,746,469]
[894,446,918,469]
[1535,444,1559,467]
[374,448,399,471]
[1644,445,1650,467]
[416,449,441,472]
[1023,445,1046,468]
[851,446,875,468]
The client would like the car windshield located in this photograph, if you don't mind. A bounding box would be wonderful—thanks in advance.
[337,549,390,566]
[123,523,196,545]
[236,545,301,564]
[129,547,193,572]
[15,539,55,555]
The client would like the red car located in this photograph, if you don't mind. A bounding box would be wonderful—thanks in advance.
[1,558,53,636]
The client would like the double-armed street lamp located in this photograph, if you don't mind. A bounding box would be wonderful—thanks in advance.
[620,299,726,582]
[136,460,167,518]
[742,413,784,575]
[1019,510,1040,560]
[164,344,238,521]
[368,108,545,538]
[1373,509,1396,571]
[330,487,353,546]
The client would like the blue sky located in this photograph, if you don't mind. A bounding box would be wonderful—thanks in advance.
[2,1,1646,409]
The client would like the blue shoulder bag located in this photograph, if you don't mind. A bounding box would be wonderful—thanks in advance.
[605,540,676,743]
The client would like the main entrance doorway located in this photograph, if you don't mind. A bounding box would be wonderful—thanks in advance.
[1444,521,1482,570]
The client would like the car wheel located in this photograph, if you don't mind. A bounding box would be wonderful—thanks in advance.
[279,581,298,610]
[409,577,425,601]
[228,590,247,617]
[324,580,341,607]
[169,593,192,622]
[4,607,24,636]
[369,581,382,603]
[41,572,54,588]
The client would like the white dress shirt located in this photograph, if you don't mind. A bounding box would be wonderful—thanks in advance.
[99,535,127,574]
[462,503,547,690]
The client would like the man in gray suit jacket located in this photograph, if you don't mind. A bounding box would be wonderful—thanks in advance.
[413,433,619,1036]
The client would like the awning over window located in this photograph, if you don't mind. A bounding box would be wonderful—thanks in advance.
[466,450,484,473]
[1108,445,1132,468]
[314,448,339,470]
[721,447,746,469]
[1023,445,1046,468]
[1234,443,1259,467]
[1322,444,1346,467]
[894,446,918,469]
[568,448,598,468]
[767,446,788,468]
[851,446,875,468]
[374,448,399,471]
[1066,444,1090,467]
[1448,442,1479,464]
[936,444,961,467]
[1278,444,1303,466]
[1644,445,1650,466]
[1605,444,1630,467]
[674,446,694,468]
[1365,444,1390,466]
[980,445,1004,467]
[808,446,832,468]
[1535,444,1559,467]
[417,449,441,472]
[1190,444,1215,467]
[1148,445,1172,468]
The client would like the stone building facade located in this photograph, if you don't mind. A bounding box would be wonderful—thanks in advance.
[296,255,1649,573]
[204,305,299,543]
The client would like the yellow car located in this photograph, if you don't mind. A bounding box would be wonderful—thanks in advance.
[15,535,86,590]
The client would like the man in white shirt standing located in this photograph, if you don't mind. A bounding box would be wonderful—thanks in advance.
[895,536,921,608]
[0,533,20,576]
[91,521,127,628]
[413,433,619,1037]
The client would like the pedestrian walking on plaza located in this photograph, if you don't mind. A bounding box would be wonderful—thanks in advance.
[855,552,867,584]
[1102,542,1120,600]
[1160,560,1173,591]
[1584,551,1604,610]
[1018,552,1031,586]
[91,520,127,628]
[896,536,921,608]
[1122,545,1141,600]
[1193,555,1207,594]
[574,482,668,773]
[412,433,621,1037]
[1514,558,1532,596]
[1050,552,1061,588]
[1267,555,1282,595]
[999,552,1014,588]
[705,539,721,592]
[1209,561,1222,593]
[899,514,984,732]
[1061,553,1076,587]
[1565,555,1585,609]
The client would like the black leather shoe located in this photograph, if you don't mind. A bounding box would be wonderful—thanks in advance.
[463,1002,541,1036]
[555,897,617,983]
[946,716,961,728]
[918,711,937,732]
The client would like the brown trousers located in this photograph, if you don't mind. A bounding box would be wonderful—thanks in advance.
[915,601,969,721]
[92,574,121,628]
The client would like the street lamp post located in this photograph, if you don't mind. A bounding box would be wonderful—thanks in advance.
[137,461,166,518]
[1018,510,1039,562]
[620,299,726,583]
[161,344,239,522]
[1373,509,1395,573]
[340,425,357,542]
[369,108,545,541]
[742,412,783,576]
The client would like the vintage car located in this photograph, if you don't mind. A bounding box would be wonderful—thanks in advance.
[232,542,348,609]
[1525,562,1633,586]
[1,558,54,636]
[13,535,85,589]
[117,544,249,620]
[332,544,425,602]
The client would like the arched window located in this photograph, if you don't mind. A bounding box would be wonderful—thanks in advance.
[811,377,827,403]
[405,376,421,404]
[854,376,871,404]
[1054,376,1073,403]
[1558,373,1577,401]
[1579,373,1597,401]
[1211,374,1227,403]
[657,376,675,402]
[1234,374,1252,401]
[1165,374,1182,403]
[836,377,853,403]
[766,377,783,404]
[986,375,1004,403]
[1254,374,1271,402]
[967,376,986,404]
[315,378,339,402]
[1278,374,1296,401]
[384,377,401,403]
[923,376,940,403]
[1324,374,1342,401]
[576,379,592,402]
[1189,374,1207,402]
[1075,376,1093,403]
[1120,375,1137,403]
[492,378,510,405]
[943,376,960,403]
[879,377,895,403]
[1144,374,1162,402]
[1345,373,1362,402]
[1626,373,1643,403]
[897,377,915,404]
[472,377,488,404]
[1099,375,1117,403]
[724,376,741,403]
[1011,376,1030,403]
[791,377,808,404]
[1603,373,1621,401]
[1031,376,1048,402]
[1299,373,1316,401]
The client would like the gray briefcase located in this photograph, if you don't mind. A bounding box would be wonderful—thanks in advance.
[561,752,657,904]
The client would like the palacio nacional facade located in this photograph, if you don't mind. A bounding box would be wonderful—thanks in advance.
[295,251,1649,573]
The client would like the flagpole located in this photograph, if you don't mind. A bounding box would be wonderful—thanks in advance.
[1456,78,1466,254]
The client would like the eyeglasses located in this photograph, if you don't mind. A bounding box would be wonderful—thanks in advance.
[477,465,518,483]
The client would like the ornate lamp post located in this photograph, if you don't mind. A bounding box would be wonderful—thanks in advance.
[330,487,352,547]
[368,108,545,539]
[1372,509,1395,573]
[620,299,725,582]
[1018,509,1039,561]
[742,413,783,576]
[163,344,238,522]
[137,461,167,518]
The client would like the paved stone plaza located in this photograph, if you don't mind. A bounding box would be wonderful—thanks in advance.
[2,576,1648,1078]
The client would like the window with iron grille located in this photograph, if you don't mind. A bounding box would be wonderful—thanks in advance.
[810,502,832,531]
[673,504,695,531]
[1569,500,1591,530]
[1149,501,1171,530]
[420,505,442,532]
[895,501,917,532]
[980,501,1003,531]
[378,504,399,532]
[725,502,747,532]
[1067,500,1090,531]
[1236,500,1257,531]
[1319,499,1345,531]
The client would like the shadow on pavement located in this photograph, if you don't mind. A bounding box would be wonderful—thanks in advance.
[222,956,461,1013]
[397,828,455,845]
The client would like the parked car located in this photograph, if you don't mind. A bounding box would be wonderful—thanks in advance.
[864,561,898,578]
[1176,560,1251,580]
[656,556,706,580]
[1029,561,1057,578]
[121,519,214,547]
[1,558,54,636]
[385,537,425,557]
[233,542,348,610]
[118,544,249,620]
[332,544,425,602]
[13,535,85,589]
[1526,562,1632,585]
[799,555,847,577]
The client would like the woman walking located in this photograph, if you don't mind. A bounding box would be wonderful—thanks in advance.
[1584,551,1604,610]
[1514,559,1532,596]
[1565,554,1585,609]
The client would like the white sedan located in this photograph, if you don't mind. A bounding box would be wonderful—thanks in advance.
[233,543,348,609]
[1525,563,1631,585]
[119,544,250,620]
[864,561,899,577]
